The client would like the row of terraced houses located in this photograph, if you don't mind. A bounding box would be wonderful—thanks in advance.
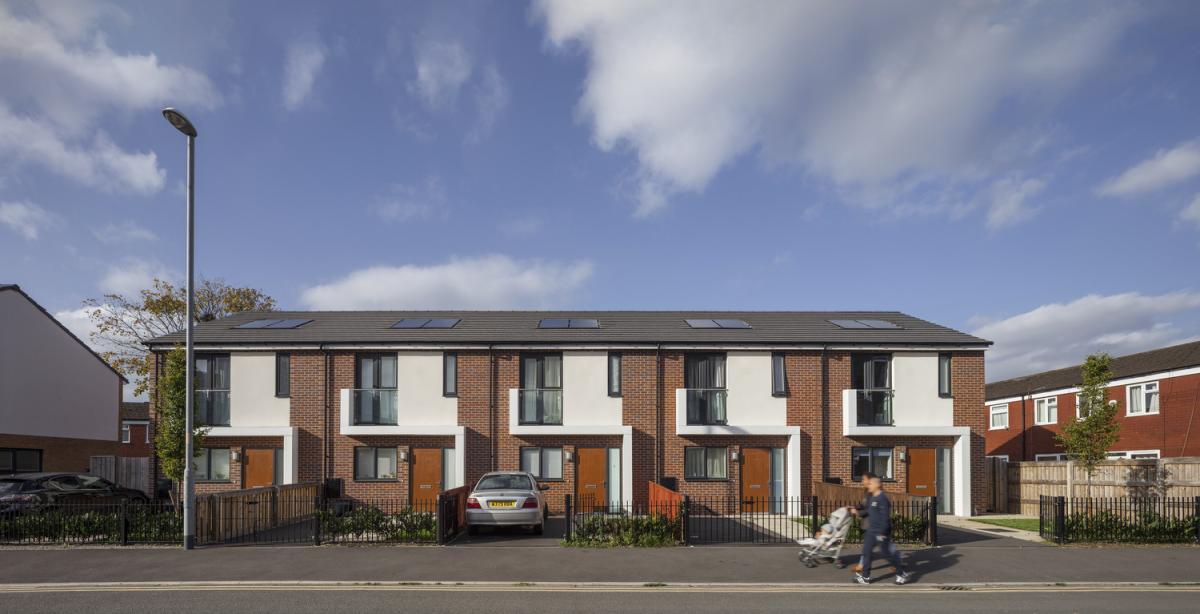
[144,310,991,516]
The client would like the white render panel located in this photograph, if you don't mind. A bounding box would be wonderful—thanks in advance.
[228,353,290,427]
[724,352,787,426]
[561,351,622,426]
[394,352,458,426]
[0,290,120,441]
[890,353,954,427]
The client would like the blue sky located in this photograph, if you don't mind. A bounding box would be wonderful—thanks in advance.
[2,0,1200,384]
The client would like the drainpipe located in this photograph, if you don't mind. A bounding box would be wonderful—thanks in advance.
[489,345,496,472]
[655,344,663,483]
[1020,393,1028,462]
[820,345,829,482]
[323,347,331,484]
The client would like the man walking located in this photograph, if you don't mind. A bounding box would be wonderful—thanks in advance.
[852,475,911,585]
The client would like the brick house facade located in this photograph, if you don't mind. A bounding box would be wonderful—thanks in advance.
[985,341,1200,461]
[148,311,990,516]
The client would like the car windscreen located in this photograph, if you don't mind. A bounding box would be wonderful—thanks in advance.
[0,479,27,493]
[475,475,533,491]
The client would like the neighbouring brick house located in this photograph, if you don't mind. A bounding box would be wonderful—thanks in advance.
[1,284,126,473]
[146,311,990,516]
[985,340,1200,462]
[119,402,152,458]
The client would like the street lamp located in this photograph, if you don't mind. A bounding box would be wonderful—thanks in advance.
[161,107,197,550]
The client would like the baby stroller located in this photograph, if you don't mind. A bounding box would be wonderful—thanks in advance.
[798,506,854,568]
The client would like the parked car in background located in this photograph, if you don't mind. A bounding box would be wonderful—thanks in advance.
[466,471,549,535]
[0,472,148,513]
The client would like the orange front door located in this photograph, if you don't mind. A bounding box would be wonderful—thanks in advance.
[741,447,770,513]
[907,448,936,496]
[575,448,607,509]
[411,448,443,509]
[243,449,275,489]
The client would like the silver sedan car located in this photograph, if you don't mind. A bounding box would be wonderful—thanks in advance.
[466,471,549,535]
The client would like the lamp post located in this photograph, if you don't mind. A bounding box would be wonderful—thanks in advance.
[161,107,198,550]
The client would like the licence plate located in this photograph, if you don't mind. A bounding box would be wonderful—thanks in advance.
[489,500,516,508]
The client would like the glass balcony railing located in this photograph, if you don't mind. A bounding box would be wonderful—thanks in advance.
[685,388,728,425]
[854,388,893,426]
[194,390,230,427]
[352,389,399,425]
[519,389,563,425]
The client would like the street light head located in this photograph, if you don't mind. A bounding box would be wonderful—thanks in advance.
[161,107,197,137]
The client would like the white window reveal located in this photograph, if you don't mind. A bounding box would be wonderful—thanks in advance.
[1034,397,1058,425]
[1127,382,1159,416]
[989,404,1008,430]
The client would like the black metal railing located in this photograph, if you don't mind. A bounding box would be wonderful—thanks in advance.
[1039,495,1200,544]
[0,501,181,545]
[317,499,439,544]
[854,388,893,426]
[563,494,936,546]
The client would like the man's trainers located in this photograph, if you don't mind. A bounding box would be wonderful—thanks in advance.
[854,572,871,585]
[894,571,911,585]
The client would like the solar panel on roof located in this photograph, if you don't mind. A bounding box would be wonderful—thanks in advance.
[569,318,599,328]
[538,318,571,328]
[829,319,871,329]
[684,319,720,328]
[424,318,461,328]
[856,319,901,329]
[265,319,313,329]
[235,319,283,329]
[712,318,751,329]
[392,318,431,328]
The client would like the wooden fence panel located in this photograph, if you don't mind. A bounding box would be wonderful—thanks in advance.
[194,483,321,545]
[1007,457,1200,515]
[985,457,1008,512]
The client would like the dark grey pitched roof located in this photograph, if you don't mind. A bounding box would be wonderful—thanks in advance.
[986,340,1200,400]
[144,310,989,347]
[1,284,128,383]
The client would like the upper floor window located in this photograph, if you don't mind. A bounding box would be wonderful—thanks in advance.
[685,353,726,425]
[1035,397,1058,425]
[194,354,230,427]
[771,353,787,396]
[989,404,1008,429]
[851,353,892,426]
[1127,382,1159,415]
[520,354,563,425]
[121,423,131,443]
[938,353,952,397]
[354,353,397,425]
[275,353,290,398]
[443,352,457,397]
[608,352,622,397]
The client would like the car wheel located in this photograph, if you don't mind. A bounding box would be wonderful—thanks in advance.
[532,523,543,536]
[543,504,549,522]
[467,525,478,536]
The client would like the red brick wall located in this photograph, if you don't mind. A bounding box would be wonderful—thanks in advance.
[0,433,123,472]
[119,423,152,458]
[984,371,1200,460]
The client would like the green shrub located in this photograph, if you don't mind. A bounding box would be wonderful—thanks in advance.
[1064,509,1194,543]
[318,505,437,543]
[844,512,929,543]
[566,512,681,547]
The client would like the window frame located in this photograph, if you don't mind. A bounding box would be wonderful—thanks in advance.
[518,353,564,426]
[443,352,458,397]
[1035,453,1068,461]
[195,448,232,483]
[771,352,787,397]
[1126,381,1159,416]
[194,353,231,427]
[275,353,290,398]
[0,448,43,473]
[607,352,622,397]
[937,353,952,398]
[353,446,399,482]
[121,422,131,443]
[519,446,564,481]
[989,404,1008,430]
[1034,396,1058,425]
[851,446,895,481]
[683,446,729,481]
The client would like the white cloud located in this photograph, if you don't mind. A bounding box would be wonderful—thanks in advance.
[98,258,174,295]
[301,254,594,310]
[408,40,472,109]
[92,220,157,244]
[1097,141,1200,198]
[535,1,1132,217]
[0,3,218,193]
[282,40,327,111]
[0,200,58,239]
[1181,194,1200,229]
[985,176,1046,230]
[0,104,165,193]
[371,177,447,223]
[972,292,1200,381]
[468,64,510,143]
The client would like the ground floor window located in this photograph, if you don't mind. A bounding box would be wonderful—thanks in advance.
[851,447,893,480]
[1035,453,1068,461]
[684,446,728,480]
[0,448,42,473]
[1107,450,1160,460]
[520,447,563,480]
[354,447,397,480]
[196,448,231,482]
